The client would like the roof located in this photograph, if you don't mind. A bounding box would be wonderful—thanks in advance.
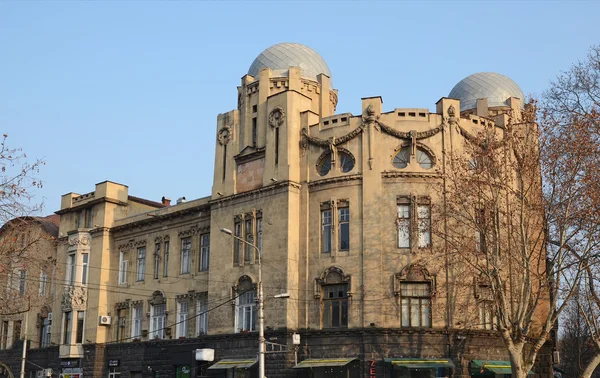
[0,214,59,238]
[208,359,257,370]
[384,358,455,369]
[449,72,524,111]
[293,358,357,369]
[247,43,332,85]
[127,195,166,209]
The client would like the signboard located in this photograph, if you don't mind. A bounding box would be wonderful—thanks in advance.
[60,360,80,368]
[176,365,191,378]
[108,360,120,367]
[370,360,376,378]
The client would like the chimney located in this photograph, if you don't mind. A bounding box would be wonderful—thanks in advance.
[161,196,171,206]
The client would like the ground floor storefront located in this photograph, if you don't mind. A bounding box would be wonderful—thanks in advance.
[0,329,553,378]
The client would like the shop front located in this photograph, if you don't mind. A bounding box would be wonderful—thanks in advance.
[469,360,532,377]
[384,358,455,378]
[59,359,83,378]
[293,358,359,378]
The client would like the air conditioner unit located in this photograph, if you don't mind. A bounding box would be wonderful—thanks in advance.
[99,315,112,325]
[47,313,52,322]
[44,368,53,377]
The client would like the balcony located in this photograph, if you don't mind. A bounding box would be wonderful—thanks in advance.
[59,344,84,359]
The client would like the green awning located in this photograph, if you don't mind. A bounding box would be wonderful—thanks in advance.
[385,358,455,369]
[293,358,357,369]
[470,360,533,375]
[208,359,257,370]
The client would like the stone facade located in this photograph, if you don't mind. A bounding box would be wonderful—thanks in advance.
[0,43,553,377]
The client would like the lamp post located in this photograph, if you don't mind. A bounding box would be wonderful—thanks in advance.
[220,228,265,378]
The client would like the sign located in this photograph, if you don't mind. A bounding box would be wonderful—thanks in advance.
[108,360,120,367]
[176,365,191,378]
[60,360,80,368]
[369,360,376,378]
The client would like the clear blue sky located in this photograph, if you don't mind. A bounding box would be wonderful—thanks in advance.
[1,1,598,215]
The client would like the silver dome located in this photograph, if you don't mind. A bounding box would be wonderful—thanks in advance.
[247,43,332,84]
[449,72,524,111]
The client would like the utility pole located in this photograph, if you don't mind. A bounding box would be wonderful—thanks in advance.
[20,297,30,378]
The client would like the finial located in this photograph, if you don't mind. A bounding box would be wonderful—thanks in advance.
[448,104,456,118]
[366,104,375,117]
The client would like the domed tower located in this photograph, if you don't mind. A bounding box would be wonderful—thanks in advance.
[213,43,337,197]
[448,72,525,116]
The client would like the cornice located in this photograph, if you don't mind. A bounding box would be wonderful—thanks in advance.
[233,148,266,164]
[55,197,128,215]
[308,174,362,189]
[209,180,301,206]
[110,204,211,234]
[381,171,441,179]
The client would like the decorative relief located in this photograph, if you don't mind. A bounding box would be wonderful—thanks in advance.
[178,225,198,237]
[315,266,352,299]
[62,286,87,311]
[301,124,365,150]
[268,106,285,128]
[394,264,436,296]
[154,236,163,244]
[115,300,131,310]
[68,235,90,247]
[377,121,443,141]
[117,239,147,251]
[217,126,233,145]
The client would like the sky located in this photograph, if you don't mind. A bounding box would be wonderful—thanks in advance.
[1,1,598,215]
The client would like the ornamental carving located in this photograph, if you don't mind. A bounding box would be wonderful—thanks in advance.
[62,286,88,311]
[377,121,443,141]
[314,266,352,299]
[394,264,436,296]
[68,236,90,246]
[217,126,233,145]
[300,124,365,150]
[269,106,285,128]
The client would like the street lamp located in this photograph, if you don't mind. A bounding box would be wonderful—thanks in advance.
[220,227,265,378]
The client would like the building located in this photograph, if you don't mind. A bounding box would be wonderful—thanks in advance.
[0,43,552,378]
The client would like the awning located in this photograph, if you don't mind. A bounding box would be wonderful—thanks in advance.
[293,358,358,369]
[207,359,257,370]
[470,360,533,375]
[385,358,455,369]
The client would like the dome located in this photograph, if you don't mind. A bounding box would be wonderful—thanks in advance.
[247,43,332,84]
[449,72,524,111]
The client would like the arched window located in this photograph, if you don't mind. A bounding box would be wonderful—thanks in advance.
[393,146,434,169]
[317,268,350,329]
[235,276,256,333]
[149,291,166,339]
[394,265,435,328]
[316,151,355,176]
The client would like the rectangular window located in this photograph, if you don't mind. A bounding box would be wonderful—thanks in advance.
[244,219,253,262]
[118,252,128,285]
[131,304,142,339]
[417,204,431,248]
[116,309,126,342]
[177,302,188,338]
[85,208,93,228]
[322,284,348,329]
[234,222,242,264]
[199,234,210,272]
[196,295,208,336]
[150,304,166,339]
[77,211,83,228]
[81,253,89,284]
[180,237,191,274]
[63,311,72,344]
[18,270,26,295]
[67,254,76,285]
[321,210,332,253]
[1,321,8,349]
[252,117,257,147]
[475,208,487,253]
[236,291,256,333]
[108,368,121,378]
[39,271,48,296]
[400,282,431,328]
[338,207,350,251]
[163,241,170,277]
[13,320,21,342]
[75,311,85,344]
[41,315,51,348]
[256,217,263,256]
[154,243,161,279]
[397,205,411,248]
[479,301,495,330]
[136,247,146,282]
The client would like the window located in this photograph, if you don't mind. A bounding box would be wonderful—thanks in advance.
[108,368,121,378]
[13,320,21,342]
[136,247,146,282]
[317,154,332,176]
[234,221,242,264]
[18,270,26,295]
[338,207,350,251]
[75,311,85,343]
[397,204,411,248]
[177,302,188,338]
[163,240,170,277]
[252,117,257,147]
[317,151,355,176]
[154,243,161,279]
[85,208,93,228]
[40,314,51,347]
[339,152,355,173]
[199,234,210,272]
[116,309,126,342]
[150,303,166,339]
[323,284,348,328]
[67,254,76,285]
[180,237,191,274]
[393,147,434,169]
[400,282,431,328]
[244,219,253,263]
[63,311,72,344]
[39,271,48,296]
[196,295,208,336]
[235,279,256,333]
[81,253,89,285]
[1,321,7,349]
[118,252,128,285]
[321,210,332,253]
[477,283,495,330]
[256,218,263,255]
[131,304,142,339]
[417,205,431,248]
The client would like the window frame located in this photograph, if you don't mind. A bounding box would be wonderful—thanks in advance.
[180,237,192,275]
[63,311,72,344]
[131,304,142,339]
[321,209,332,253]
[176,301,188,338]
[136,247,146,282]
[163,240,170,277]
[118,251,128,285]
[81,253,89,285]
[154,243,161,279]
[400,282,432,328]
[67,254,76,286]
[322,283,349,329]
[196,295,208,336]
[150,303,166,339]
[338,207,350,251]
[199,234,210,272]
